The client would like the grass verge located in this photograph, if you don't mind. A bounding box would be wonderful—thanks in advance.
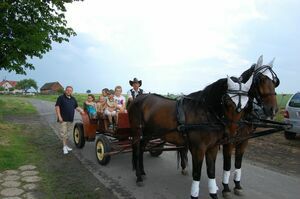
[0,96,36,116]
[0,96,39,170]
[0,122,39,170]
[0,95,116,198]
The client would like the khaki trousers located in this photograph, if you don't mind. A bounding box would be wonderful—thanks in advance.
[59,122,73,140]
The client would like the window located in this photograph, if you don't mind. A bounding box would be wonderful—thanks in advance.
[289,93,300,108]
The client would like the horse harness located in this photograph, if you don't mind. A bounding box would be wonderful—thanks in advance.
[176,79,250,132]
[175,95,288,145]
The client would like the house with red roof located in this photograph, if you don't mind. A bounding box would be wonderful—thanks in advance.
[0,80,23,93]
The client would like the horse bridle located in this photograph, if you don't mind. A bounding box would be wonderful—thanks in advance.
[253,65,279,106]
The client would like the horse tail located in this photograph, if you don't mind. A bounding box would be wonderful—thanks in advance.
[177,147,189,170]
[182,147,189,167]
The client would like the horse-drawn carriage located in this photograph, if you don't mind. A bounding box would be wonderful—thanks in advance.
[73,111,181,165]
[72,55,291,199]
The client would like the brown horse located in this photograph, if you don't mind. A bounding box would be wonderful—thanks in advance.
[221,55,280,198]
[128,76,253,199]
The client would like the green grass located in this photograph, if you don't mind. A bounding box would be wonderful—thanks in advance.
[0,123,38,170]
[0,95,36,116]
[0,96,38,169]
[29,94,59,102]
[276,93,292,109]
[0,96,39,171]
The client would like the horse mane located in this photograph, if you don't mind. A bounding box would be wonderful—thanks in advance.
[240,64,255,84]
[131,93,175,108]
[186,78,227,116]
[150,93,176,101]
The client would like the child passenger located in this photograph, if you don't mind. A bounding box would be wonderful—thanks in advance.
[102,88,109,100]
[84,94,97,119]
[96,95,106,117]
[114,86,126,113]
[105,90,117,130]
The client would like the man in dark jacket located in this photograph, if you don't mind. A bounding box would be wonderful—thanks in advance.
[127,77,144,103]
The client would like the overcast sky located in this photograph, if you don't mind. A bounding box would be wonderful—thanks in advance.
[1,0,300,94]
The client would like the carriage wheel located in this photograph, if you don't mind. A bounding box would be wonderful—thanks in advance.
[149,146,163,157]
[95,135,111,165]
[73,123,85,148]
[284,131,296,140]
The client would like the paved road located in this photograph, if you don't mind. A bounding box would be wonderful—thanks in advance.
[30,99,300,199]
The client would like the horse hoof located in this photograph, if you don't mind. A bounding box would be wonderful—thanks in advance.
[209,193,218,199]
[136,181,144,187]
[234,188,244,196]
[181,170,188,176]
[222,191,232,199]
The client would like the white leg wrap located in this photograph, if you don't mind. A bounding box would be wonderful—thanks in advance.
[208,178,219,194]
[223,170,231,184]
[191,180,200,197]
[234,169,241,181]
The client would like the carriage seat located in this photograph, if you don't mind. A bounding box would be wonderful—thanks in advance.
[82,111,98,124]
[117,112,130,129]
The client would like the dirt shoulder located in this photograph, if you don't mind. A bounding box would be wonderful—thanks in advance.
[244,131,300,178]
[4,114,118,199]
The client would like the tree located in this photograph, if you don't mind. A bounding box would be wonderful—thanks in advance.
[0,0,83,75]
[16,78,38,92]
[0,87,4,91]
